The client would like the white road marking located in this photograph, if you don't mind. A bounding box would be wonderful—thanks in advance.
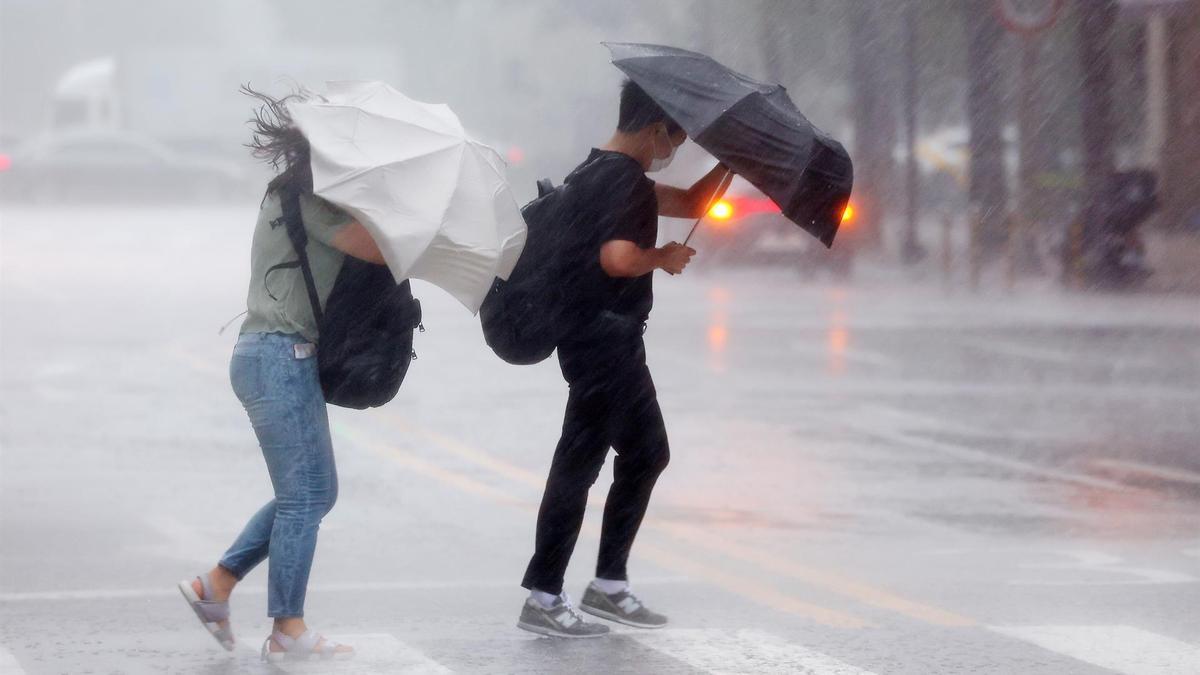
[0,576,691,603]
[1091,458,1200,487]
[0,645,26,675]
[790,339,897,368]
[857,403,1054,442]
[1011,550,1196,586]
[853,406,1135,492]
[633,629,877,675]
[963,337,1084,366]
[174,338,1200,405]
[990,625,1200,675]
[273,633,451,674]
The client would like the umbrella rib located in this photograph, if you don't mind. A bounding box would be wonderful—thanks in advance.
[401,143,465,277]
[302,102,466,144]
[314,142,465,194]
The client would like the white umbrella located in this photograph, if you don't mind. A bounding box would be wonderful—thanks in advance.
[288,81,527,313]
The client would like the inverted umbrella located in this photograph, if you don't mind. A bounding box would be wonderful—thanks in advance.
[605,42,853,247]
[288,81,527,313]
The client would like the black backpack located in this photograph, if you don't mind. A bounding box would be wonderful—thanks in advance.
[479,178,579,365]
[268,185,423,409]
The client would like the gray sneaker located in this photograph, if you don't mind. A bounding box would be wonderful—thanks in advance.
[579,584,668,629]
[517,594,610,639]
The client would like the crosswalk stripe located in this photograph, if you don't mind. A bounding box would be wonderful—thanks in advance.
[0,645,27,675]
[633,628,877,675]
[1090,458,1200,487]
[273,633,451,674]
[990,625,1200,675]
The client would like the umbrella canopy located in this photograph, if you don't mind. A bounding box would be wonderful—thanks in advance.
[289,81,527,313]
[605,42,853,247]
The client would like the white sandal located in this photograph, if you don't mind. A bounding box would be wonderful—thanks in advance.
[177,573,234,651]
[261,629,353,662]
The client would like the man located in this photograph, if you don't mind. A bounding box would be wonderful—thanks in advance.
[517,79,729,638]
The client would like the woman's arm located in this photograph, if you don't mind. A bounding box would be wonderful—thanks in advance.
[655,163,731,218]
[330,221,386,264]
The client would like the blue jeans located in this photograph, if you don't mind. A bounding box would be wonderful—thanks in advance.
[218,332,337,618]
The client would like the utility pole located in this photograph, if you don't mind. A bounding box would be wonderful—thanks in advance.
[901,0,924,265]
[848,0,895,252]
[1161,0,1200,234]
[994,0,1064,284]
[963,0,1009,262]
[1076,0,1119,273]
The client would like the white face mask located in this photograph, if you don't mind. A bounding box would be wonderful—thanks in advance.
[648,125,679,173]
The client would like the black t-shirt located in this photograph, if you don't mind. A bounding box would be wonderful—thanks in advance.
[562,149,658,326]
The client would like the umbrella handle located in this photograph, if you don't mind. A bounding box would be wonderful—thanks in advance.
[683,168,734,247]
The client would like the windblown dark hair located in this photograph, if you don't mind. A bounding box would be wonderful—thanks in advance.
[241,84,313,196]
[617,79,682,135]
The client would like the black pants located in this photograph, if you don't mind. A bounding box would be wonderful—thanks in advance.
[521,335,670,595]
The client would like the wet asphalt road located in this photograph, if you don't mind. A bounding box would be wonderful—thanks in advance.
[1,206,1198,674]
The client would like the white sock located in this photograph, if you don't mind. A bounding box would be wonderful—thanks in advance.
[591,577,629,595]
[529,589,560,609]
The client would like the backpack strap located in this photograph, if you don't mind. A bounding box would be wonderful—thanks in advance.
[264,185,324,325]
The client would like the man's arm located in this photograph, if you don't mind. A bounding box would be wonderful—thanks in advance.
[600,240,695,277]
[655,163,731,218]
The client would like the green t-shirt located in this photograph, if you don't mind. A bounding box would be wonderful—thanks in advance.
[239,191,353,342]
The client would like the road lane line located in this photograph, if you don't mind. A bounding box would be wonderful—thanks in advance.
[335,422,525,507]
[990,625,1200,675]
[274,633,451,674]
[163,350,868,626]
[858,421,1140,494]
[371,412,971,628]
[375,410,615,509]
[789,340,897,368]
[166,348,959,629]
[337,420,871,629]
[169,339,1200,405]
[384,415,546,488]
[166,342,227,377]
[0,645,26,675]
[1009,550,1196,586]
[1090,458,1200,487]
[961,337,1083,366]
[659,522,975,627]
[633,628,877,675]
[632,543,869,629]
[0,577,693,603]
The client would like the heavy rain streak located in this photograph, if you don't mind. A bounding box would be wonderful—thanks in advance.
[2,1,1199,673]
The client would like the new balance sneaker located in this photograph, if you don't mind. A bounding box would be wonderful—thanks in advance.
[517,594,610,638]
[579,584,668,629]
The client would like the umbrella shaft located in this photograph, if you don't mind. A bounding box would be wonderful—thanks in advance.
[683,168,734,247]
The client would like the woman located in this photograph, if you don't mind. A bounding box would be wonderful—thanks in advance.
[178,86,384,661]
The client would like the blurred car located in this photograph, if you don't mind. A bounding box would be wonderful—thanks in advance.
[659,143,854,277]
[0,130,251,204]
[687,175,856,278]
